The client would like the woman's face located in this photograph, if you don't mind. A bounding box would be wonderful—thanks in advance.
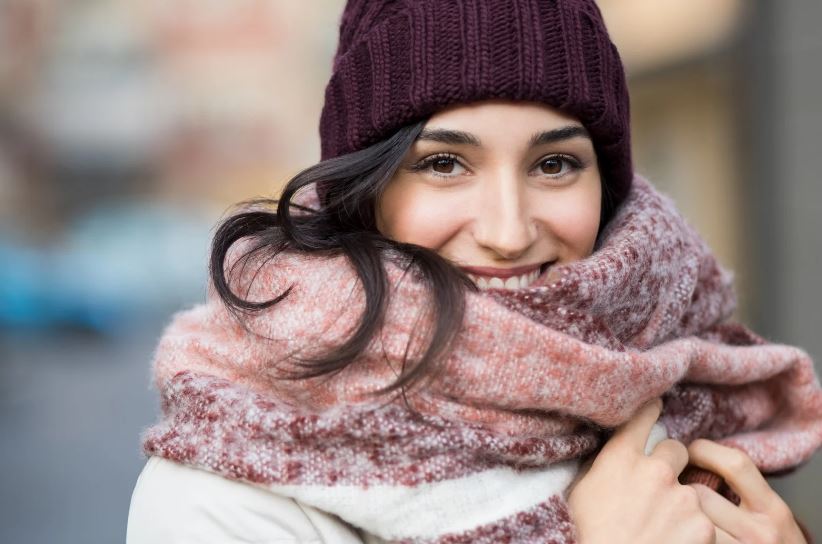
[376,99,602,290]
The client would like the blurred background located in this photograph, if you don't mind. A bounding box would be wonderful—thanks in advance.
[1,1,820,542]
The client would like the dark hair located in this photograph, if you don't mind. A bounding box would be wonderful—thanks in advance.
[209,119,617,393]
[210,118,475,393]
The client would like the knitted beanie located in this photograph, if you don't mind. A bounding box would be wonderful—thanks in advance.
[319,0,633,204]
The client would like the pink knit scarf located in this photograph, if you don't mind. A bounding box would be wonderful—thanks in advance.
[143,176,822,543]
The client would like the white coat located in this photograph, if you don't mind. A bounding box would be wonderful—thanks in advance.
[126,456,386,543]
[127,423,668,542]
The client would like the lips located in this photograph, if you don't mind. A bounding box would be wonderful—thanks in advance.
[460,262,552,290]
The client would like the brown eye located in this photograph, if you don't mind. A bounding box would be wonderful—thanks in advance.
[409,153,466,179]
[540,157,563,175]
[432,157,456,174]
[536,155,582,179]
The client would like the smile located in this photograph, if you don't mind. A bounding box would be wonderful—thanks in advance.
[460,262,551,290]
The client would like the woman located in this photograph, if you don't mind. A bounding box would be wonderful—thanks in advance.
[128,1,821,542]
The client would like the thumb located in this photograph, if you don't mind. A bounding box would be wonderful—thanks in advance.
[605,398,663,455]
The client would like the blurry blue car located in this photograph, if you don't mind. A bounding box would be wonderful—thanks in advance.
[0,202,214,334]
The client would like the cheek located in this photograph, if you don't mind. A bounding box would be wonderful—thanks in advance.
[535,182,601,259]
[377,183,466,249]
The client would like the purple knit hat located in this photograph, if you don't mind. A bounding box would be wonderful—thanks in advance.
[319,0,633,204]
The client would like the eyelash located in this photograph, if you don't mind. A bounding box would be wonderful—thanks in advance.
[409,152,584,180]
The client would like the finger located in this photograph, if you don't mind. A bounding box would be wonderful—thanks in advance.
[606,398,662,454]
[715,526,740,544]
[690,483,749,540]
[649,438,689,475]
[688,439,775,511]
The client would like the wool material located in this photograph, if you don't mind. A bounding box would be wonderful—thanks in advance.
[319,0,633,204]
[143,176,822,543]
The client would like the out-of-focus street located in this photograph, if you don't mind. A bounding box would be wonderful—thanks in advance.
[1,327,162,544]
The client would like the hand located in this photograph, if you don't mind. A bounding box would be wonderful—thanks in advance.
[687,439,808,544]
[567,399,715,544]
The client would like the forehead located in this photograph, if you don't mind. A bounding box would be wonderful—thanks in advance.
[416,99,592,153]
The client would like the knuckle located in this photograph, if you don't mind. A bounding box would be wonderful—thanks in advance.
[726,450,754,474]
[767,499,794,527]
[740,512,786,544]
[751,524,780,544]
[691,514,716,543]
[677,484,702,509]
[645,458,677,485]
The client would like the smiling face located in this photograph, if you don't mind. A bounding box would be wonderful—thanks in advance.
[376,99,602,290]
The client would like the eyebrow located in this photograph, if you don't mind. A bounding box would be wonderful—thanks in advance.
[415,125,591,148]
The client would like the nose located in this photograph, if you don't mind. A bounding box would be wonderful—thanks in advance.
[472,175,538,260]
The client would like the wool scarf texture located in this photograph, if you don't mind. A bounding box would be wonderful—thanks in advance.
[142,176,822,543]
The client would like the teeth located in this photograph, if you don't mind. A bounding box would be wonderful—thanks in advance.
[467,268,543,290]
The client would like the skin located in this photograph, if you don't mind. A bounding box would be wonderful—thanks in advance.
[377,99,602,281]
[569,402,808,544]
[376,99,806,543]
[687,439,807,543]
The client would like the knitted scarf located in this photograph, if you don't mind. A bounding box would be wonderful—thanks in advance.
[142,176,822,543]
